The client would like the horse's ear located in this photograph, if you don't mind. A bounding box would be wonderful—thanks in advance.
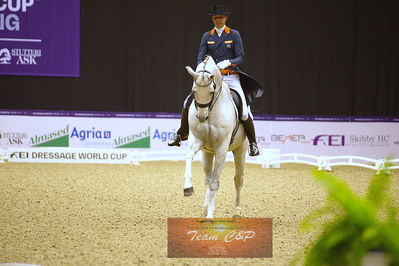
[185,66,197,79]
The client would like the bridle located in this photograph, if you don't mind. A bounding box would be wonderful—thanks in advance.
[193,70,222,112]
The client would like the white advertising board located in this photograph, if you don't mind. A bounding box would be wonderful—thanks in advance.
[1,111,398,161]
[254,120,399,159]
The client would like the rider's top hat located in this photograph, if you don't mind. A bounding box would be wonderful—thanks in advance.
[208,5,230,16]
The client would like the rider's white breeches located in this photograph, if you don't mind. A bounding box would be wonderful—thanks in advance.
[223,74,249,121]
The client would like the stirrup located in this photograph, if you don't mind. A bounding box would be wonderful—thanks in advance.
[249,142,260,156]
[168,134,182,147]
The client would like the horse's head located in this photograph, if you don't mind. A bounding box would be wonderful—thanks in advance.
[186,56,222,123]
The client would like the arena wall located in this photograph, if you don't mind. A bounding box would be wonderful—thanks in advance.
[1,110,398,161]
[1,0,398,116]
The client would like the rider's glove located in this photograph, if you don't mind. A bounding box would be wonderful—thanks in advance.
[216,60,231,70]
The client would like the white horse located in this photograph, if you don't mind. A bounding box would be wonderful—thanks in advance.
[183,56,248,218]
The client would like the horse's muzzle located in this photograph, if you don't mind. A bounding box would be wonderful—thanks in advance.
[196,114,208,123]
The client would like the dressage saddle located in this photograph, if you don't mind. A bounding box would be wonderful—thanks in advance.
[230,89,243,119]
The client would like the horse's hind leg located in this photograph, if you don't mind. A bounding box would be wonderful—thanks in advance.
[184,137,201,196]
[233,144,246,211]
[202,151,214,208]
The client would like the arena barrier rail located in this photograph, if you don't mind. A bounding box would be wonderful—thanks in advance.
[261,153,399,173]
[0,148,398,173]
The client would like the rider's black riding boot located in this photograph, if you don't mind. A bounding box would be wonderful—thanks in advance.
[242,117,260,156]
[168,106,189,147]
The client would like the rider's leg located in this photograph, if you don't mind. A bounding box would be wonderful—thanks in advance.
[224,74,260,156]
[242,115,260,156]
[168,106,189,146]
[168,93,193,147]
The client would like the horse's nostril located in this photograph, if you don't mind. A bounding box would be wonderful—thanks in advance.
[197,115,208,123]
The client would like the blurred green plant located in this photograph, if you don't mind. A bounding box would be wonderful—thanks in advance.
[291,165,399,266]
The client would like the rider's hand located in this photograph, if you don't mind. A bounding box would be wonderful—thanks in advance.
[216,60,231,70]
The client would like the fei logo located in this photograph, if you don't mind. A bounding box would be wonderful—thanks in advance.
[10,151,29,159]
[0,48,11,64]
[313,135,345,146]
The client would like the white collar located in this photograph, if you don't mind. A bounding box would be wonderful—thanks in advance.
[214,25,226,37]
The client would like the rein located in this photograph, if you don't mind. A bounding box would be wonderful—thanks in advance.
[189,56,240,147]
[192,57,222,115]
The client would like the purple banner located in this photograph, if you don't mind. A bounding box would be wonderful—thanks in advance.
[0,0,80,77]
[1,109,399,122]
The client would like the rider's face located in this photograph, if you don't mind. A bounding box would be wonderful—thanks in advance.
[212,15,228,29]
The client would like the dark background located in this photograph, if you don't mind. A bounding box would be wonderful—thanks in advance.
[1,0,398,116]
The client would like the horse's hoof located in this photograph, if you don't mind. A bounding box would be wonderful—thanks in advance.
[203,208,208,217]
[183,187,194,196]
[233,207,243,218]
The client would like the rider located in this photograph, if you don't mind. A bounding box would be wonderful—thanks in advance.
[168,4,260,156]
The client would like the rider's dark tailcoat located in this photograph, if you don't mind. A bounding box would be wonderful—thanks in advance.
[196,26,263,104]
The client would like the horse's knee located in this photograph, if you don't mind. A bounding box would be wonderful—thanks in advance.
[209,180,219,191]
[234,174,243,188]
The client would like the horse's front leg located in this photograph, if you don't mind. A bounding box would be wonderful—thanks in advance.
[206,142,229,218]
[202,151,214,208]
[183,135,201,196]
